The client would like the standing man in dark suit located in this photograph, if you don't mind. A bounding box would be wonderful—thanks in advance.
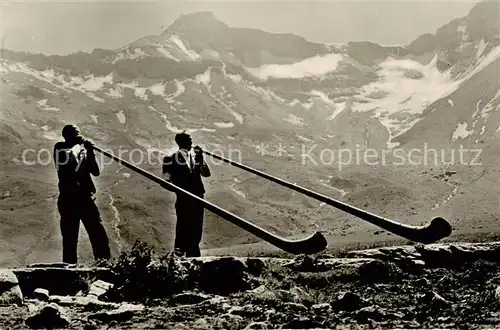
[53,124,111,264]
[162,131,211,257]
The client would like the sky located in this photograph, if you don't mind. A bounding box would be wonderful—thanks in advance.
[0,0,482,55]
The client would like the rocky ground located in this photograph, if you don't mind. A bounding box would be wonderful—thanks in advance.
[3,241,500,329]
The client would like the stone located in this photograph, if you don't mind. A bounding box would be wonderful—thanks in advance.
[415,277,430,287]
[198,257,251,295]
[282,318,324,329]
[420,291,451,309]
[88,303,145,322]
[33,288,50,301]
[170,292,211,305]
[358,260,402,283]
[25,303,70,329]
[27,263,76,269]
[289,286,312,304]
[249,285,277,301]
[244,321,269,329]
[87,280,114,299]
[331,291,364,311]
[354,306,387,322]
[228,304,261,317]
[312,303,331,313]
[0,269,23,306]
[494,286,500,302]
[193,317,210,329]
[14,267,114,297]
[283,302,308,312]
[49,295,120,308]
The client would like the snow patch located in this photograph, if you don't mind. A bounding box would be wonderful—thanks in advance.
[353,55,462,141]
[452,122,473,141]
[284,114,305,126]
[117,82,147,100]
[37,99,48,106]
[36,99,60,112]
[462,45,500,80]
[169,35,201,61]
[106,87,123,98]
[476,39,488,59]
[148,106,183,133]
[90,115,98,123]
[246,53,343,80]
[116,111,126,124]
[194,69,211,90]
[155,44,180,61]
[328,102,347,121]
[150,83,166,96]
[448,99,454,107]
[214,122,235,128]
[41,88,58,95]
[81,74,113,92]
[113,47,148,63]
[310,90,335,106]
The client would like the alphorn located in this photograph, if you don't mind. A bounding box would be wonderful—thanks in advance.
[94,146,328,255]
[202,150,452,244]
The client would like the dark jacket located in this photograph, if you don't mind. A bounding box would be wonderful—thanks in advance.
[162,150,210,196]
[53,141,99,196]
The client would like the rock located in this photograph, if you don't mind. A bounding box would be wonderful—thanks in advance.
[358,260,402,283]
[88,303,144,322]
[494,286,500,302]
[331,291,364,311]
[284,302,308,312]
[49,295,120,308]
[171,292,211,305]
[198,257,252,295]
[193,317,210,329]
[27,263,75,269]
[289,286,312,304]
[228,304,261,317]
[245,258,266,276]
[249,285,277,301]
[33,288,49,301]
[421,291,451,309]
[312,303,331,314]
[25,303,70,329]
[0,269,23,306]
[354,306,387,322]
[284,254,326,272]
[14,267,114,297]
[415,277,430,287]
[244,321,269,329]
[282,318,324,329]
[87,280,113,299]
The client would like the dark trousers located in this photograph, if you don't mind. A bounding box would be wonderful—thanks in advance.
[174,194,205,257]
[57,194,111,264]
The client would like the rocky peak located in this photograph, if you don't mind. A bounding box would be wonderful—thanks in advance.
[164,11,229,35]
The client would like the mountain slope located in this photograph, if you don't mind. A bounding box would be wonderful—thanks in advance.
[0,0,499,266]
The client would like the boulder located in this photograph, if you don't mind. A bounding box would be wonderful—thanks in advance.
[25,303,70,329]
[198,257,253,295]
[0,269,23,306]
[87,280,114,299]
[331,291,364,311]
[33,288,49,302]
